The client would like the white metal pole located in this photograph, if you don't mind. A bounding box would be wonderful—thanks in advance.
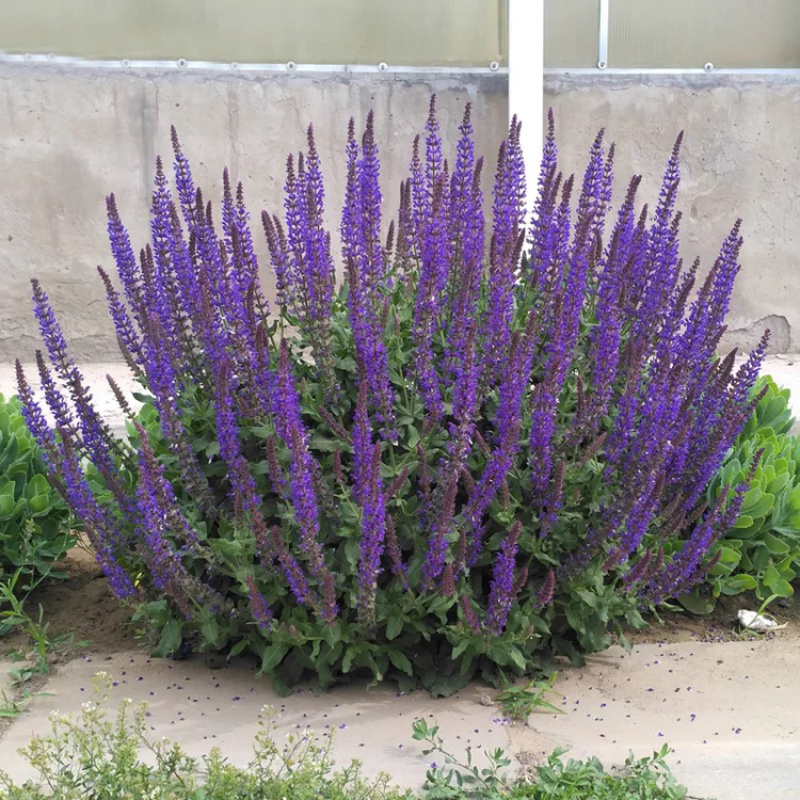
[508,0,544,207]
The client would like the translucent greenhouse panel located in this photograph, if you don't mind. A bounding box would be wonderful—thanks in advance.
[0,0,506,66]
[610,0,800,69]
[544,0,600,68]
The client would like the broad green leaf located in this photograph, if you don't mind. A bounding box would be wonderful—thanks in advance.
[744,492,774,520]
[676,588,716,615]
[762,532,791,555]
[750,545,772,572]
[714,546,740,565]
[507,646,526,672]
[766,472,790,496]
[228,640,249,659]
[763,577,794,597]
[719,574,757,595]
[200,618,223,649]
[451,639,470,660]
[387,649,413,676]
[261,642,289,672]
[386,616,403,641]
[26,473,49,498]
[153,619,182,656]
[28,495,49,514]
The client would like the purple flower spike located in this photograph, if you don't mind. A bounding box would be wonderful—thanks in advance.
[485,522,523,634]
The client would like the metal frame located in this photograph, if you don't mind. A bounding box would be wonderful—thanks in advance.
[508,0,543,215]
[0,52,508,74]
[5,0,800,80]
[597,0,609,70]
[544,67,800,75]
[2,51,799,77]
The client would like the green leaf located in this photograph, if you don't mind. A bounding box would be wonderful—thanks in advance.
[200,618,223,649]
[767,472,791,496]
[451,639,470,660]
[750,545,772,572]
[719,574,757,595]
[623,607,646,629]
[0,494,15,518]
[387,649,413,676]
[486,643,512,667]
[211,539,244,561]
[676,587,716,615]
[321,623,341,648]
[507,646,526,672]
[576,590,599,609]
[423,670,472,698]
[763,577,794,597]
[28,495,49,514]
[576,615,611,652]
[744,491,775,520]
[762,532,791,555]
[343,538,360,570]
[228,640,249,659]
[132,391,156,404]
[260,642,289,673]
[152,619,182,657]
[342,647,355,673]
[26,474,49,498]
[716,546,741,565]
[385,616,403,641]
[309,433,338,453]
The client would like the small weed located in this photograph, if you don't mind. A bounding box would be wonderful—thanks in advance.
[1,564,90,671]
[511,745,689,799]
[411,716,692,800]
[0,676,702,800]
[495,672,564,723]
[0,687,51,720]
[8,665,37,688]
[0,561,88,725]
[412,716,513,797]
[0,691,23,719]
[0,673,413,799]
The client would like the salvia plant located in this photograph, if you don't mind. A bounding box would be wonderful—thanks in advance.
[16,98,767,695]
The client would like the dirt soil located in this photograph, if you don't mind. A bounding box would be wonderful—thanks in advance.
[625,589,800,645]
[1,546,139,662]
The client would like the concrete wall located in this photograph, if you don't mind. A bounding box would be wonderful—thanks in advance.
[0,65,798,361]
[548,73,800,354]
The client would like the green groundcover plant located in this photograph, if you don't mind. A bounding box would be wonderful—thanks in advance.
[17,98,767,694]
[0,677,688,800]
[680,375,800,613]
[0,393,73,586]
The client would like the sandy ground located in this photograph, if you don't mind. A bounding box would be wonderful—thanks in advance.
[511,640,800,800]
[0,650,514,789]
[0,637,797,797]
